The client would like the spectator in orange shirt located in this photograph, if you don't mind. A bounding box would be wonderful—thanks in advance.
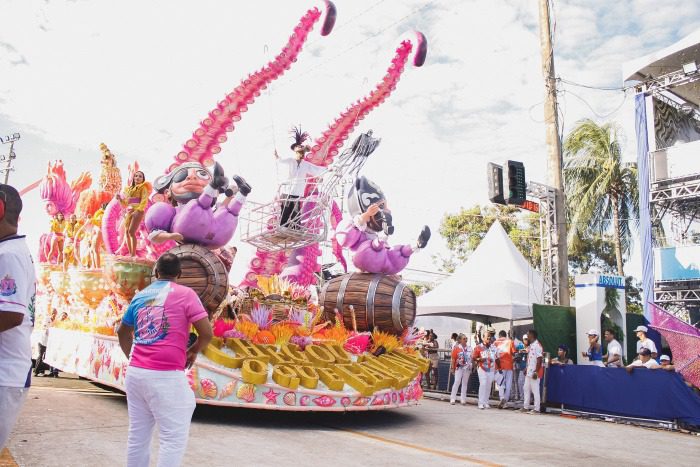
[494,330,516,409]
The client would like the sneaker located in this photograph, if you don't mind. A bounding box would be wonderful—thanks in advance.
[478,405,485,410]
[528,409,539,415]
[450,401,456,405]
[232,175,251,197]
[416,225,431,249]
[498,399,506,409]
[484,404,491,409]
[520,407,529,413]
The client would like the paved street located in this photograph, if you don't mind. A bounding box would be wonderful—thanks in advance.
[3,375,698,467]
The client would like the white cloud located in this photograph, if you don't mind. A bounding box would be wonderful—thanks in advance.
[0,0,698,282]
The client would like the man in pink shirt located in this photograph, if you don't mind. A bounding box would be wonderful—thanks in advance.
[117,253,212,467]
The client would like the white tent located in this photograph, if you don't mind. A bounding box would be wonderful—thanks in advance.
[417,221,544,323]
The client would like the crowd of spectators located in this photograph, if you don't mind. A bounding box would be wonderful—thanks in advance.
[416,322,682,411]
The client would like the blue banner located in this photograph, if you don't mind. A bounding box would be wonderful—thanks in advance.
[547,365,700,426]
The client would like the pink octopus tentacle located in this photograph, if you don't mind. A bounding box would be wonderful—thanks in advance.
[167,4,336,173]
[305,33,427,167]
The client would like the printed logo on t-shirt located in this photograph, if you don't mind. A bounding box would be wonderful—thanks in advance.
[0,274,17,296]
[135,305,170,345]
[132,283,171,345]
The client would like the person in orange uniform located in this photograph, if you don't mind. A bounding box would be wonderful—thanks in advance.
[472,333,498,409]
[494,330,516,409]
[449,334,472,405]
[47,212,66,264]
[118,171,149,257]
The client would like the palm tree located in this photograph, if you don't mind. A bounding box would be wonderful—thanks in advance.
[564,119,638,276]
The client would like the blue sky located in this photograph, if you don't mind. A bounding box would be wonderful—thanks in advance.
[1,0,699,283]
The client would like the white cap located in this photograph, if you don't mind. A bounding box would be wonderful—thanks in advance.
[586,329,598,336]
[522,334,528,340]
[634,325,648,333]
[660,355,671,361]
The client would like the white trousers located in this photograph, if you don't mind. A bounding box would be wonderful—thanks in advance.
[125,367,196,467]
[0,386,28,450]
[522,374,541,411]
[477,368,494,407]
[496,369,513,402]
[450,367,470,403]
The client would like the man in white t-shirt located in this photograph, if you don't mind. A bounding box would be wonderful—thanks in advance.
[520,329,543,414]
[626,348,660,372]
[274,126,326,228]
[634,325,658,360]
[603,329,624,368]
[0,185,37,449]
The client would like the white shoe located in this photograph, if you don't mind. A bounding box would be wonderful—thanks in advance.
[450,401,455,405]
[478,404,485,409]
[485,404,491,409]
[528,409,539,415]
[520,407,529,413]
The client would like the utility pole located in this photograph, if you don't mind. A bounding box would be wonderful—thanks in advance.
[1,133,20,184]
[538,0,569,306]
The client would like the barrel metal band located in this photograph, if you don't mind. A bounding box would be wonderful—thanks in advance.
[391,282,407,332]
[336,273,353,316]
[366,275,381,331]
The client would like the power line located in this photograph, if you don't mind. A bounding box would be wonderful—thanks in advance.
[560,86,629,120]
[278,0,436,89]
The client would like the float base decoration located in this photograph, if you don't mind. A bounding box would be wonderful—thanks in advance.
[44,329,426,411]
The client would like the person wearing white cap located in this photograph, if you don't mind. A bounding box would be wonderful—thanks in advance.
[657,355,676,371]
[520,329,543,414]
[634,325,658,360]
[580,329,604,367]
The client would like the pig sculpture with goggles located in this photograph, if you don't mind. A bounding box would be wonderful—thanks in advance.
[145,162,251,249]
[335,176,430,275]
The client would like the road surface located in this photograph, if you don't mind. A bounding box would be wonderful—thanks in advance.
[3,374,698,466]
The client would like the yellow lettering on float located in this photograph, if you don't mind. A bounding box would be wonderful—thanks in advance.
[387,351,430,373]
[305,345,335,367]
[280,343,310,364]
[272,365,300,390]
[227,339,270,363]
[293,365,320,389]
[362,359,407,388]
[359,364,395,390]
[203,344,245,369]
[323,343,351,364]
[241,359,269,385]
[378,355,419,378]
[258,344,294,365]
[316,367,345,392]
[333,364,378,396]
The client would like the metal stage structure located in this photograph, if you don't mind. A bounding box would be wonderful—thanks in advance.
[624,30,700,326]
[527,181,559,305]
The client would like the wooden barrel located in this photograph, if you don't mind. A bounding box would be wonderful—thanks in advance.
[320,273,416,335]
[154,244,228,314]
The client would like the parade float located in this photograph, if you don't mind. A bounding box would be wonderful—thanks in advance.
[40,1,433,411]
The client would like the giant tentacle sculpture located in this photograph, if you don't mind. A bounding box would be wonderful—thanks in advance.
[242,33,427,288]
[306,32,426,167]
[165,2,337,174]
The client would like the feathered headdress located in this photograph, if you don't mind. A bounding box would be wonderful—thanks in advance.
[289,126,310,150]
